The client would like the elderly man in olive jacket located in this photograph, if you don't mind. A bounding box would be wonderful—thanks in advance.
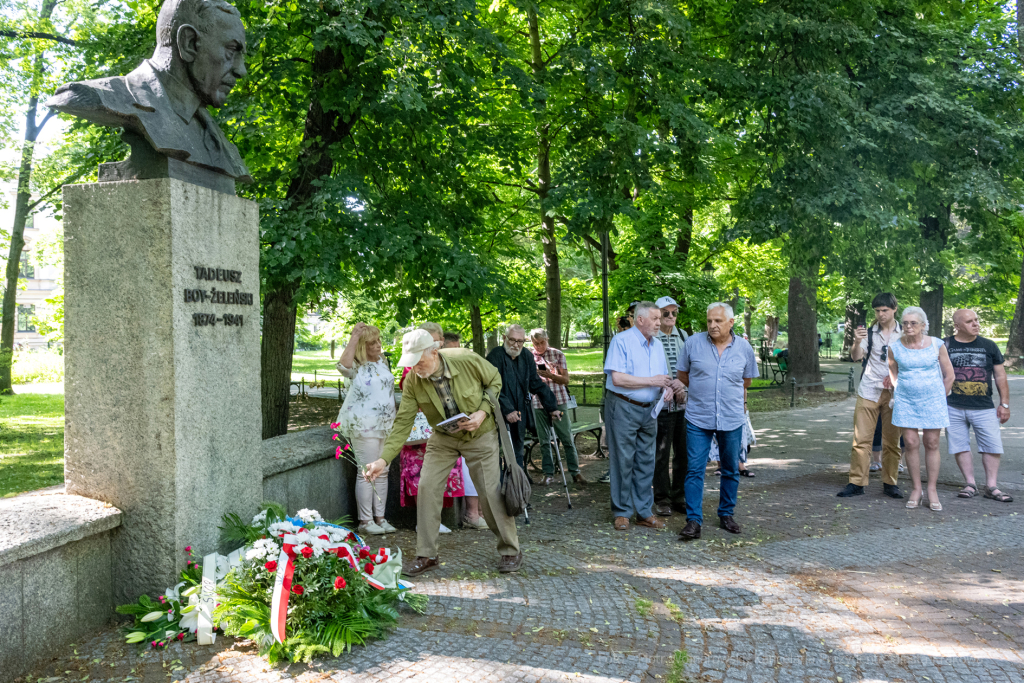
[485,324,563,474]
[364,329,522,576]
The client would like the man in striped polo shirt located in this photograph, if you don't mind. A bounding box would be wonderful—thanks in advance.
[654,296,689,516]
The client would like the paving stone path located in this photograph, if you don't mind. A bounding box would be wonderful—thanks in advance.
[21,379,1024,683]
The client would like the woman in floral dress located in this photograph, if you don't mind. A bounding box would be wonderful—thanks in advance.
[888,306,954,511]
[336,323,398,535]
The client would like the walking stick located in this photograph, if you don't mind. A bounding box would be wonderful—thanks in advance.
[550,422,573,509]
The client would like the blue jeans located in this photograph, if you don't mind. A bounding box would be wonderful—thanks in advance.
[684,420,742,525]
[606,392,657,519]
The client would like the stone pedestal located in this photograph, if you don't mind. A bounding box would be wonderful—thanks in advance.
[63,178,261,602]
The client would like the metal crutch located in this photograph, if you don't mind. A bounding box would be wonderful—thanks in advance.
[550,424,573,509]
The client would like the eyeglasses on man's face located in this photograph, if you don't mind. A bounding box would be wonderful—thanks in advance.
[507,337,526,345]
[662,310,678,317]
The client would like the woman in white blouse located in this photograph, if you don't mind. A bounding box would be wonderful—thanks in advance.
[336,322,397,535]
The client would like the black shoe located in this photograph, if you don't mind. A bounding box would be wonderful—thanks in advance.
[678,520,701,541]
[719,516,741,534]
[837,483,865,498]
[883,483,904,499]
[598,471,611,484]
[655,503,673,517]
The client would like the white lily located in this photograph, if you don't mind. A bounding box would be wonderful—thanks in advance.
[178,595,201,633]
[164,582,185,603]
[140,611,164,622]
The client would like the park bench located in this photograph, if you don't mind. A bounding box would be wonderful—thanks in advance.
[758,341,788,386]
[523,394,605,473]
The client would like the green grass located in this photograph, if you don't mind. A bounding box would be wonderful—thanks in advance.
[12,351,64,384]
[562,347,605,373]
[0,394,65,497]
[292,350,344,383]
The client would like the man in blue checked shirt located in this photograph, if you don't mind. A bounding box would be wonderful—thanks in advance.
[676,302,759,541]
[604,301,687,531]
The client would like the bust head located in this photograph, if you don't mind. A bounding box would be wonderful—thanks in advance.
[153,0,247,108]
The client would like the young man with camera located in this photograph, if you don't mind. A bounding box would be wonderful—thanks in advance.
[837,293,904,499]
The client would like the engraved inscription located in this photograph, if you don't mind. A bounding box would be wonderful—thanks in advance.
[184,288,254,305]
[193,313,244,326]
[194,266,242,283]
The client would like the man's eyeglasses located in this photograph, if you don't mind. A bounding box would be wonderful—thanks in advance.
[663,310,677,317]
[507,338,526,345]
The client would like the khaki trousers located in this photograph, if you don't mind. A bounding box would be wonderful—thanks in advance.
[849,390,901,486]
[416,428,520,559]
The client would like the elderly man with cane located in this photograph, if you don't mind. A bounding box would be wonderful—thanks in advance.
[364,330,522,576]
[677,302,759,541]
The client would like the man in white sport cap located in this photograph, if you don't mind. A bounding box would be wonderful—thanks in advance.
[364,329,522,575]
[653,296,689,516]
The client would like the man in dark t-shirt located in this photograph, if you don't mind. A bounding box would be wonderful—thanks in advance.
[943,309,1013,503]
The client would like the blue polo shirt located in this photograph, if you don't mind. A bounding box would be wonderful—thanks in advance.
[677,332,758,431]
[604,326,668,404]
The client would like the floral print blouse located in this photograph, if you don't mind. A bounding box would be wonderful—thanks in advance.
[336,360,396,438]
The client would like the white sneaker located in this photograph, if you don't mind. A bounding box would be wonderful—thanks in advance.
[898,463,906,473]
[464,516,489,530]
[439,523,452,534]
[377,519,397,533]
[358,521,386,535]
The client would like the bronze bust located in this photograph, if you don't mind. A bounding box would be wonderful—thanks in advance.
[47,0,252,193]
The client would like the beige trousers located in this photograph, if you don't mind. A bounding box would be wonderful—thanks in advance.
[849,389,901,486]
[416,428,519,559]
[350,434,388,522]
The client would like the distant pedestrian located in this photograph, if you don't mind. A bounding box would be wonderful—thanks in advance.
[604,302,684,531]
[530,328,587,487]
[677,302,759,541]
[837,293,904,499]
[945,309,1013,503]
[486,325,562,473]
[653,296,689,516]
[888,306,954,511]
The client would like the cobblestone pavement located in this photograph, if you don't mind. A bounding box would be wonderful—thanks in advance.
[21,386,1024,683]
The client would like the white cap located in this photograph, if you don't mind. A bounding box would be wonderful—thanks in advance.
[398,329,438,367]
[655,296,678,309]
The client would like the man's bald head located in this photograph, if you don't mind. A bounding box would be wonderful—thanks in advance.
[952,308,981,340]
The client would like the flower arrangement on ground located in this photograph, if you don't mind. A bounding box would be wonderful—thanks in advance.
[117,503,425,664]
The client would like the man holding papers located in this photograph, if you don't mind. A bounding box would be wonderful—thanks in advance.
[365,329,522,576]
[604,302,686,531]
[676,303,759,541]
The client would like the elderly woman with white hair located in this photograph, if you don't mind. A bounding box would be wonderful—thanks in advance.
[887,306,955,511]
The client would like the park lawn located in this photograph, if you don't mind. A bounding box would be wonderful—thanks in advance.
[292,349,343,382]
[0,394,65,497]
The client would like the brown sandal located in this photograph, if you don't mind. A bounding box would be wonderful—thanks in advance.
[984,487,1013,503]
[958,484,977,498]
[613,516,630,531]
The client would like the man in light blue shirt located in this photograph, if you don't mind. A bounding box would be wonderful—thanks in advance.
[676,302,759,541]
[604,301,686,531]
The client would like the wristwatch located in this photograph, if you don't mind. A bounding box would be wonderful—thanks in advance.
[1000,403,1010,410]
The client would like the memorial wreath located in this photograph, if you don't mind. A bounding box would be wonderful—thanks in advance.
[116,504,425,663]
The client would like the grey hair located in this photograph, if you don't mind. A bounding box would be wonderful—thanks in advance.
[633,301,660,320]
[901,306,929,333]
[530,327,549,340]
[707,302,735,319]
[157,0,241,48]
[418,322,443,338]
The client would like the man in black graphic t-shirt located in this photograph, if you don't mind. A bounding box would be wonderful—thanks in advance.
[943,309,1013,503]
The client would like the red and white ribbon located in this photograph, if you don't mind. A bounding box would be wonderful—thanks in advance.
[269,531,393,643]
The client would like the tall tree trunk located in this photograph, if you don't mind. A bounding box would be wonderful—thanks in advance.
[841,301,866,361]
[527,6,561,348]
[787,252,822,391]
[261,42,370,437]
[470,302,484,356]
[764,316,779,346]
[743,297,752,339]
[261,285,298,438]
[919,213,949,337]
[1009,3,1024,367]
[563,321,570,348]
[674,208,693,332]
[486,327,499,352]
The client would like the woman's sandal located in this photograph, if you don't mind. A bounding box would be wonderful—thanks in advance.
[740,470,755,478]
[929,500,943,512]
[984,487,1014,503]
[958,484,977,499]
[905,495,921,509]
